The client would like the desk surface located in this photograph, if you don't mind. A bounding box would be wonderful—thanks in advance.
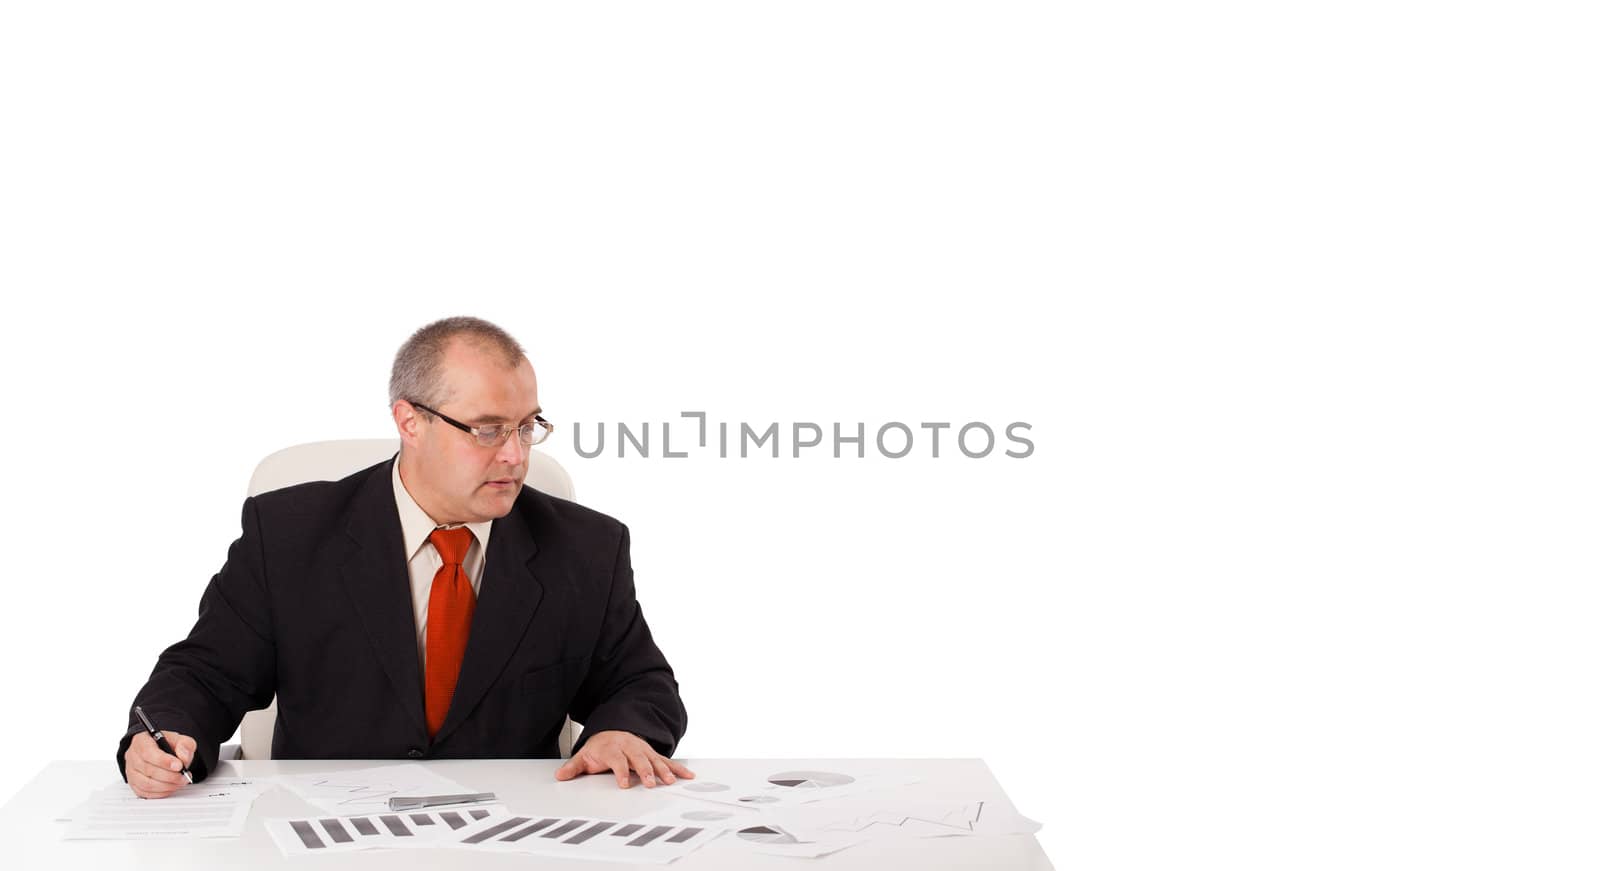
[0,758,1053,870]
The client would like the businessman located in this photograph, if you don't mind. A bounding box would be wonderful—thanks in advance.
[119,316,692,797]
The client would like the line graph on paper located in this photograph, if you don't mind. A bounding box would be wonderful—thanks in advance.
[277,764,477,817]
[818,801,987,836]
[301,776,408,811]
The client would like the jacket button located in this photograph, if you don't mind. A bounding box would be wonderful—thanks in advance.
[408,749,425,759]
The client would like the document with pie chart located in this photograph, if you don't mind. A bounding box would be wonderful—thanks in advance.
[657,766,917,809]
[621,792,1040,859]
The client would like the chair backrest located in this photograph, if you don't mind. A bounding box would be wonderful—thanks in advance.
[248,439,576,502]
[235,439,581,759]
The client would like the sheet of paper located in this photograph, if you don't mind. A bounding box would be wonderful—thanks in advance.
[264,806,503,854]
[689,797,1042,860]
[756,797,1042,840]
[716,823,865,859]
[276,763,478,817]
[623,798,865,858]
[655,766,918,809]
[623,792,1042,857]
[268,805,720,863]
[62,779,269,840]
[448,808,721,864]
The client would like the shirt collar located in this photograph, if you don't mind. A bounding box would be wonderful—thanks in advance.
[391,455,493,562]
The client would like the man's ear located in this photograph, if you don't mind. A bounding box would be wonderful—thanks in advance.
[393,400,421,446]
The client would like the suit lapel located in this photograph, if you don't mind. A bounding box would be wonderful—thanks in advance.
[338,460,428,739]
[433,508,544,745]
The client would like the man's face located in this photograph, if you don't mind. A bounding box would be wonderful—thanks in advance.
[395,340,541,524]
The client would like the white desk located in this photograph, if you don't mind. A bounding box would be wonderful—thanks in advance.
[0,758,1053,869]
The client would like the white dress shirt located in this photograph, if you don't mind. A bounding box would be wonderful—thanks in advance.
[391,457,493,671]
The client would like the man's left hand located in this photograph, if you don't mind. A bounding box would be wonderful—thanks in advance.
[554,730,696,789]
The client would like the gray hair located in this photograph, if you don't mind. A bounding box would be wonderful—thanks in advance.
[389,316,527,414]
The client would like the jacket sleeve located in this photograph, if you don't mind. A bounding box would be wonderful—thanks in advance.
[116,496,278,783]
[568,524,688,757]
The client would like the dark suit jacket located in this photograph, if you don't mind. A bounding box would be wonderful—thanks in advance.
[117,456,687,782]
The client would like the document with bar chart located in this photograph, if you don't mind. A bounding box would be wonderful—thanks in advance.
[264,806,500,854]
[452,810,718,863]
[265,806,719,862]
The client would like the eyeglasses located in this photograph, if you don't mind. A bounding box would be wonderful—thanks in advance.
[409,401,554,447]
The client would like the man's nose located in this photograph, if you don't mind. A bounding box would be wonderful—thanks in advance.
[495,429,529,467]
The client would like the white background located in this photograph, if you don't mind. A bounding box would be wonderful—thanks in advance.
[1,2,1596,868]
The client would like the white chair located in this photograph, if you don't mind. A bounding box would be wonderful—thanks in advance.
[224,439,582,760]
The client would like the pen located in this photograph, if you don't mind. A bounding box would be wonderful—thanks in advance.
[133,705,194,785]
[388,792,497,811]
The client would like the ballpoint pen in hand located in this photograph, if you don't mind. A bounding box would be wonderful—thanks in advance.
[133,705,194,785]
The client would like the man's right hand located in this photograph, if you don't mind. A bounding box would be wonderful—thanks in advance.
[124,730,196,798]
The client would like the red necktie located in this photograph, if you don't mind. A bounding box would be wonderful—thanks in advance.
[425,527,476,738]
